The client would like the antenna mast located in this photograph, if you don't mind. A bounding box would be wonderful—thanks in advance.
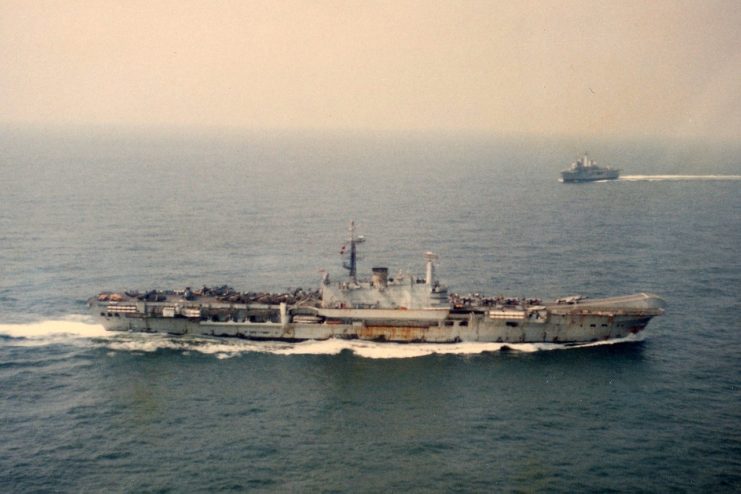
[342,221,364,282]
[341,221,365,283]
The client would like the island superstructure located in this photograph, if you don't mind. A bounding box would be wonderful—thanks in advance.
[89,222,664,344]
[561,153,620,182]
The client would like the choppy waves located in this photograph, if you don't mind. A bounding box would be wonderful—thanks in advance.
[0,318,644,359]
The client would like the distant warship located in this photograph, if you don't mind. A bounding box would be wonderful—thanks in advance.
[89,223,664,344]
[561,153,620,182]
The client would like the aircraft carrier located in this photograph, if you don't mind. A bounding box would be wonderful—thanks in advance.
[89,223,664,344]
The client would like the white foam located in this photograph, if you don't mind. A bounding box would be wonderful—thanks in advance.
[621,174,741,182]
[0,318,109,347]
[0,318,645,358]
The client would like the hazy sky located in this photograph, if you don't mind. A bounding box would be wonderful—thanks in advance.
[1,0,739,139]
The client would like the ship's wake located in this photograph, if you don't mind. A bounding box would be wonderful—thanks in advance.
[0,318,645,359]
[0,317,110,347]
[620,174,741,182]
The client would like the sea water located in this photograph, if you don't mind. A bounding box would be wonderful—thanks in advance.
[1,128,739,492]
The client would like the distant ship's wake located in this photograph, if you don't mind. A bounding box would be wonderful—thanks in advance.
[0,318,645,359]
[620,174,741,182]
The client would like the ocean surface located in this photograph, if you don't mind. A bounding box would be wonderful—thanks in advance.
[1,128,739,492]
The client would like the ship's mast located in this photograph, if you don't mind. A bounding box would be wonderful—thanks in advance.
[424,251,438,287]
[342,221,364,283]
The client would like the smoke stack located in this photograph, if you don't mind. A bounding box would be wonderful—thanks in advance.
[372,267,388,288]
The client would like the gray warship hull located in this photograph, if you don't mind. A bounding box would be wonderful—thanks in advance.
[89,292,664,344]
[561,153,620,182]
[90,223,664,345]
[561,168,620,183]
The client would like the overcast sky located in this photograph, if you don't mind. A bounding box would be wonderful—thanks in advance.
[1,0,739,140]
